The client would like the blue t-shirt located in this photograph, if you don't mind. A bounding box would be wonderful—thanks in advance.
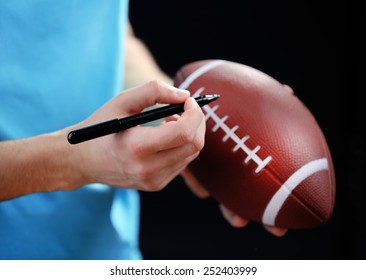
[0,0,142,259]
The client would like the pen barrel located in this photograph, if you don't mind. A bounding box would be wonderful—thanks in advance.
[119,103,185,128]
[66,95,219,145]
[67,119,121,144]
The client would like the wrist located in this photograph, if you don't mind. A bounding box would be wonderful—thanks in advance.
[0,128,88,201]
[50,126,91,191]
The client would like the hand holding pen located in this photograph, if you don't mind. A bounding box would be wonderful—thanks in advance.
[66,81,217,192]
[68,94,218,144]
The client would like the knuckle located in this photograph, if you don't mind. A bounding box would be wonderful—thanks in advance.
[192,135,205,152]
[185,135,204,155]
[178,126,195,145]
[148,79,163,94]
[198,107,205,119]
[191,151,201,160]
[114,91,124,102]
[134,164,155,181]
[185,151,200,164]
[129,142,146,158]
[143,178,164,192]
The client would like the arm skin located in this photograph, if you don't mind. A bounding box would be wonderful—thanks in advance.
[0,130,84,200]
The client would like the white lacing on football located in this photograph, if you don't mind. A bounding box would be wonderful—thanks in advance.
[193,88,272,173]
[179,60,272,173]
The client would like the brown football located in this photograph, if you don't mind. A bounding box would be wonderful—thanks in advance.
[174,59,336,229]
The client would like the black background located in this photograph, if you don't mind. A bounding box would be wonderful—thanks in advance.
[129,0,364,259]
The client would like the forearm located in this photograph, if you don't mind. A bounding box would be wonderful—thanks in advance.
[0,128,85,201]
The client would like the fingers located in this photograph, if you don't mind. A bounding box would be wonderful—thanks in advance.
[91,80,190,123]
[283,84,294,95]
[264,225,288,237]
[100,87,206,192]
[219,204,249,228]
[120,97,205,156]
[179,167,288,236]
[219,204,288,237]
[137,152,199,192]
[116,80,191,115]
[164,113,210,199]
[180,168,210,199]
[122,142,200,188]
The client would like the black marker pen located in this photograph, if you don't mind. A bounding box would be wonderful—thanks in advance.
[67,94,219,144]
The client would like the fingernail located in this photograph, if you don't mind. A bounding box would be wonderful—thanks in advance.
[176,89,190,97]
[232,216,249,228]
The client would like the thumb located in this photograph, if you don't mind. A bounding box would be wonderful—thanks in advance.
[116,80,191,116]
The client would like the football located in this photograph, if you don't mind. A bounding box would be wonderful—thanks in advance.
[174,59,336,229]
